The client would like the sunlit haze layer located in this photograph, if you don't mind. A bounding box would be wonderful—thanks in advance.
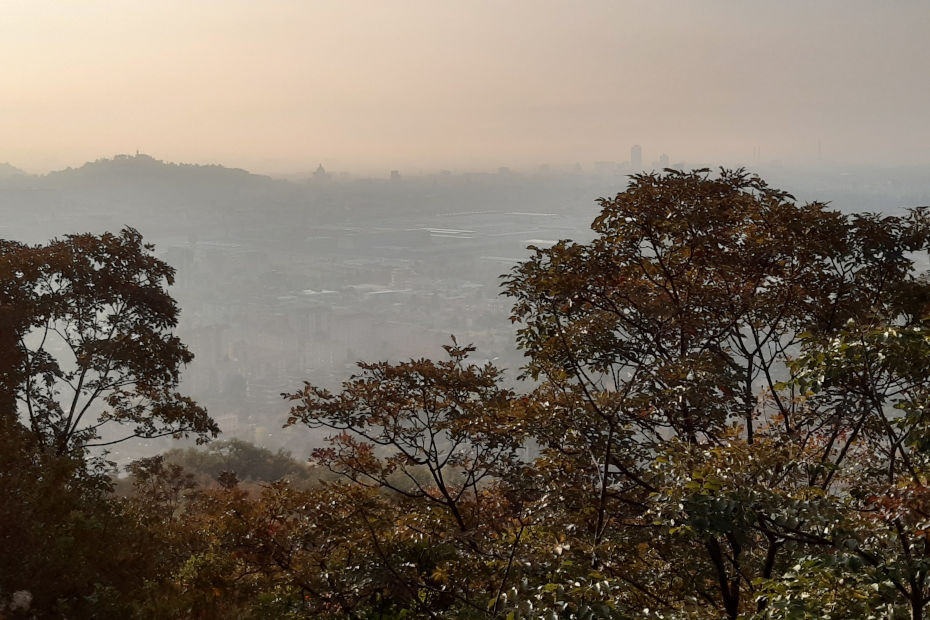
[2,0,929,175]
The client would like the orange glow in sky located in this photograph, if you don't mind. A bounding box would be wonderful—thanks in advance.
[2,1,929,175]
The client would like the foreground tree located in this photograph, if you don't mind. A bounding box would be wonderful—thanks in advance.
[0,227,217,454]
[0,404,158,617]
[283,341,535,616]
[0,228,216,616]
[500,168,930,617]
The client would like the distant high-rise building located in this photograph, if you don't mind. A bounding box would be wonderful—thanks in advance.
[659,153,669,168]
[631,145,642,169]
[390,170,401,181]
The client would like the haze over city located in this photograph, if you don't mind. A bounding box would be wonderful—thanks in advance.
[3,1,930,176]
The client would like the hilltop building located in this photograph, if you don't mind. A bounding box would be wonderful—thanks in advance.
[313,163,330,181]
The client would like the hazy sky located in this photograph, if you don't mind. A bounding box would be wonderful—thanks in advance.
[2,1,929,175]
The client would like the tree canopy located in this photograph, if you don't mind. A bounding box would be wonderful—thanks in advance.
[496,169,930,617]
[0,227,217,455]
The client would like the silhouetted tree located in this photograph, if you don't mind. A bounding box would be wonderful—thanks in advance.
[0,227,217,455]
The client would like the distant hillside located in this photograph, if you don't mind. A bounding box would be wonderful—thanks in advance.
[0,162,27,179]
[0,153,625,246]
[42,153,280,189]
[0,154,320,243]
